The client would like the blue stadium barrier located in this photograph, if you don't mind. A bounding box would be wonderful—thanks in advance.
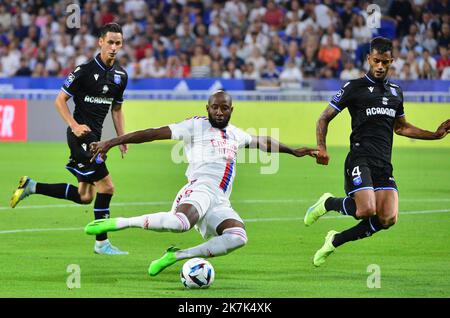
[0,78,448,102]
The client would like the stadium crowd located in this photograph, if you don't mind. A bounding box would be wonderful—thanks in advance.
[0,0,449,87]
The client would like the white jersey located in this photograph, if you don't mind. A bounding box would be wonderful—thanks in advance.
[169,116,252,197]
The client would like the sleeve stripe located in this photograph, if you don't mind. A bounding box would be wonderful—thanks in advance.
[396,113,405,118]
[61,87,73,97]
[329,102,342,112]
[115,100,124,104]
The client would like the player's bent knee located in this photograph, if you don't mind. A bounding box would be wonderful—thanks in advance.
[356,206,376,219]
[102,184,115,195]
[163,212,191,232]
[223,227,248,249]
[379,214,397,228]
[79,194,93,204]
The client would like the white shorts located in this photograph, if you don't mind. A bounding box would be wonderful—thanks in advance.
[171,179,244,239]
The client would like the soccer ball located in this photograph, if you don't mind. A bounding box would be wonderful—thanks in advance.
[180,258,215,289]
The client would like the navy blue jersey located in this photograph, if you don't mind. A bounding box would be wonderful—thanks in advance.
[61,54,128,140]
[329,73,405,164]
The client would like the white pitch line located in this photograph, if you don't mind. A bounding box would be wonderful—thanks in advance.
[1,198,450,211]
[0,209,448,235]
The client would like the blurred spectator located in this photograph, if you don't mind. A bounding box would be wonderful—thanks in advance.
[422,28,438,55]
[352,14,372,45]
[31,62,47,77]
[301,46,319,79]
[418,49,437,76]
[437,23,449,48]
[339,28,358,61]
[190,45,211,78]
[263,1,284,30]
[210,61,223,78]
[224,44,244,72]
[248,0,266,23]
[285,41,302,68]
[15,57,32,76]
[0,4,12,29]
[242,62,260,80]
[222,60,243,79]
[148,59,166,78]
[389,0,414,37]
[259,59,280,87]
[340,61,361,80]
[224,0,247,25]
[279,61,303,89]
[441,66,450,79]
[247,46,266,74]
[436,46,450,76]
[318,37,342,76]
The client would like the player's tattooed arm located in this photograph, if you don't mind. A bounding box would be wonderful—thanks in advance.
[394,117,450,140]
[316,106,339,165]
[89,126,172,161]
[248,136,318,157]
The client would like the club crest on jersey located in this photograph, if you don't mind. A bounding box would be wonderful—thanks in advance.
[353,176,362,186]
[64,73,75,87]
[390,87,397,96]
[114,74,121,84]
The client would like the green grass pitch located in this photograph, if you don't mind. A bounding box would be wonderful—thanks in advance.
[0,101,449,298]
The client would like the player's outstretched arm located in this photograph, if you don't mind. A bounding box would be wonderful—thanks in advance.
[248,135,318,157]
[90,126,172,161]
[394,117,450,140]
[316,106,339,165]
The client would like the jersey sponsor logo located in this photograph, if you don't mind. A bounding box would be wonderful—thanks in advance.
[332,89,344,103]
[64,73,75,87]
[84,95,114,105]
[366,107,396,117]
[94,74,99,81]
[382,97,388,105]
[102,85,109,94]
[114,74,121,84]
[368,86,374,92]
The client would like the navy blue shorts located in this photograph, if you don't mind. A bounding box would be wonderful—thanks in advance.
[65,128,109,184]
[344,153,398,196]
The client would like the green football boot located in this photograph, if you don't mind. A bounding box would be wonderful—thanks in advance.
[148,246,180,276]
[304,192,333,226]
[85,218,120,235]
[313,230,338,267]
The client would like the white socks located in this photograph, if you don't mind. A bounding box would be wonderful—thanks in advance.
[116,212,190,232]
[175,227,248,260]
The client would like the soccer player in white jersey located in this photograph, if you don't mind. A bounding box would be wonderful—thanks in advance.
[85,90,317,276]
